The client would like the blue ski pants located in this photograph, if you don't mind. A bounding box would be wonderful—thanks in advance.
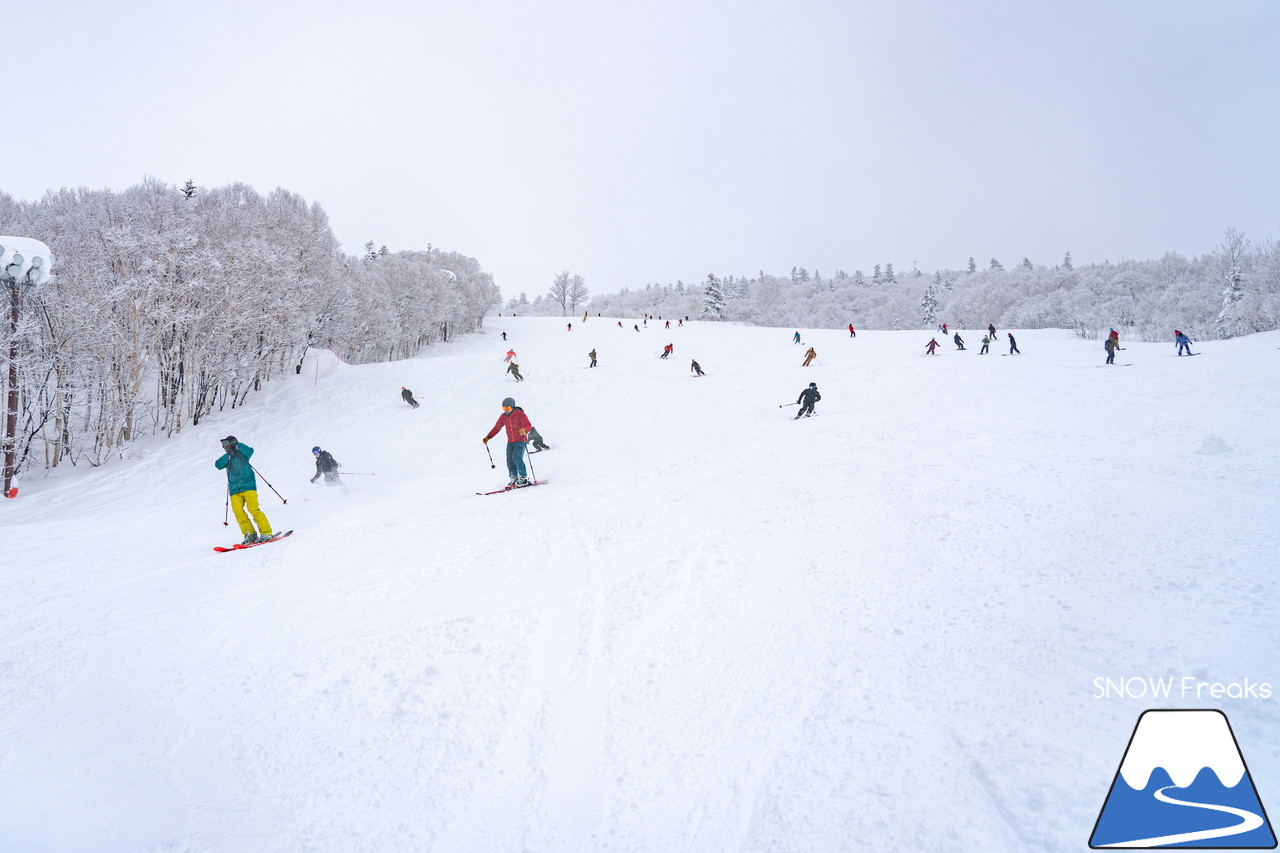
[506,442,528,479]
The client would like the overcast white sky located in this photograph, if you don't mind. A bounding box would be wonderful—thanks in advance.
[5,0,1278,297]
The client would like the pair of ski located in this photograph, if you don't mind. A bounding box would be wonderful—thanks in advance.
[214,530,293,553]
[477,480,548,496]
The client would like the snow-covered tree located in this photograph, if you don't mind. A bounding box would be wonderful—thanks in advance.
[922,281,940,327]
[568,274,590,314]
[701,274,726,320]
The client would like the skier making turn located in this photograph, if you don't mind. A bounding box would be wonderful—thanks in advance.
[796,382,820,418]
[483,397,535,487]
[215,436,274,545]
[310,446,343,487]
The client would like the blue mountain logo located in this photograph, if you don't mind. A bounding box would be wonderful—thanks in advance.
[1091,709,1276,848]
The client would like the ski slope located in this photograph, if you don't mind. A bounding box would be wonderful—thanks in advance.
[3,319,1278,852]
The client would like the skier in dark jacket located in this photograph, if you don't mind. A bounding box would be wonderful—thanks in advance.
[690,359,704,376]
[401,387,419,409]
[310,446,342,486]
[925,338,941,355]
[528,426,551,452]
[1007,333,1020,354]
[506,362,524,382]
[215,436,274,545]
[796,382,820,418]
[954,333,965,350]
[483,397,534,486]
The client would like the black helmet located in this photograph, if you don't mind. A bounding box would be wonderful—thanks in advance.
[312,446,321,454]
[809,383,817,388]
[220,435,237,445]
[502,397,515,408]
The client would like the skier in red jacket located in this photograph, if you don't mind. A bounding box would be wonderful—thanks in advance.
[483,397,534,487]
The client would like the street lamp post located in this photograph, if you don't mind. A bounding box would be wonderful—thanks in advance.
[1,237,53,499]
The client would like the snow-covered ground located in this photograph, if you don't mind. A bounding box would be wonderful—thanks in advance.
[3,319,1278,852]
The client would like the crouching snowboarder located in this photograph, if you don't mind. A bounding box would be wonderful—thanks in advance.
[796,382,820,418]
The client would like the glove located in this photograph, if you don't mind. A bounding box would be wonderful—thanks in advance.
[482,437,489,444]
[519,429,527,437]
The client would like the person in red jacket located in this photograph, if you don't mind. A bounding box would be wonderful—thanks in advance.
[483,397,534,487]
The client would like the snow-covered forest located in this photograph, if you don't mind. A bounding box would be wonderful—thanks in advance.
[581,232,1280,339]
[0,179,500,475]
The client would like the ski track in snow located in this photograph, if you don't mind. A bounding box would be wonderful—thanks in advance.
[2,321,1278,852]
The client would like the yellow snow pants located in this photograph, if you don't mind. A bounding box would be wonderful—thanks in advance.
[230,490,273,537]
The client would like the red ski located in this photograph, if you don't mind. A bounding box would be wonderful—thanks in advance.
[214,530,293,552]
[476,481,547,495]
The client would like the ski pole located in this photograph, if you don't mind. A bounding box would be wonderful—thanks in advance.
[484,443,496,469]
[779,402,798,408]
[248,462,288,504]
[337,472,377,476]
[524,442,537,483]
[224,488,230,526]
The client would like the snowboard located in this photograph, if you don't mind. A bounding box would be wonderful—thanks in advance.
[214,530,293,552]
[477,480,548,495]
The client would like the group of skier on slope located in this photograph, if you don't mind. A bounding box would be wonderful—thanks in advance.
[216,320,1201,542]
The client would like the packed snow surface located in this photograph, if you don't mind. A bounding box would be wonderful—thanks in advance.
[3,319,1278,852]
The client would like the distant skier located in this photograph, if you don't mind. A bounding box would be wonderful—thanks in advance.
[634,324,640,332]
[501,331,507,341]
[528,426,551,452]
[802,347,817,366]
[793,331,802,344]
[1174,330,1194,356]
[504,349,516,363]
[401,387,419,409]
[506,362,524,382]
[987,323,996,340]
[848,324,856,338]
[665,320,670,329]
[979,336,990,355]
[795,382,820,418]
[678,319,683,327]
[691,359,704,376]
[1104,335,1122,364]
[925,338,941,355]
[954,333,965,350]
[215,436,274,545]
[661,343,673,359]
[567,323,572,331]
[588,348,597,368]
[942,323,948,334]
[310,446,343,488]
[1007,333,1020,355]
[483,397,534,487]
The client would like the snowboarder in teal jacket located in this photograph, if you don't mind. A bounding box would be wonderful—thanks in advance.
[215,436,273,544]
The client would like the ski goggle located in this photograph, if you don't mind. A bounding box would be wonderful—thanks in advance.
[502,405,512,412]
[313,449,320,455]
